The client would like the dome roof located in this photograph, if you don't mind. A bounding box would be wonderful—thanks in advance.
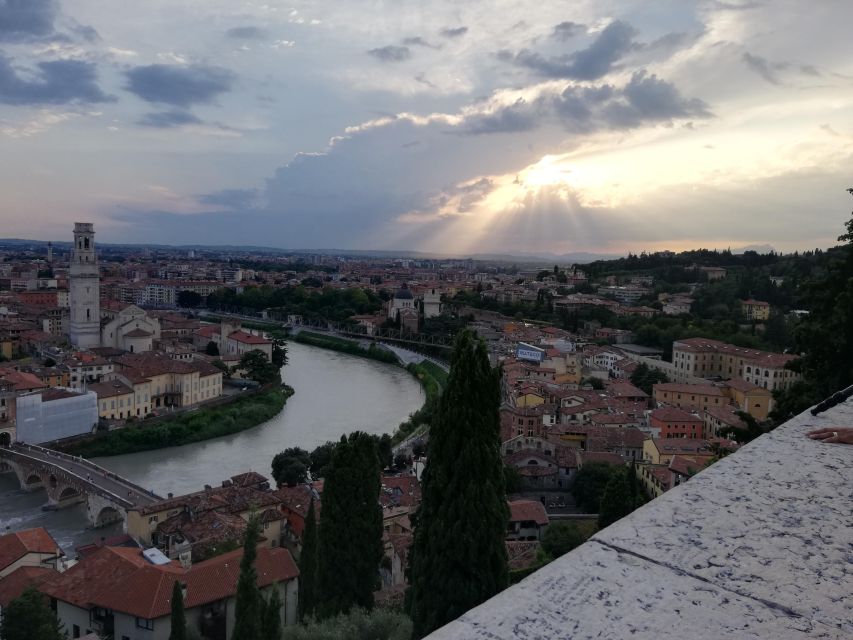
[395,284,414,300]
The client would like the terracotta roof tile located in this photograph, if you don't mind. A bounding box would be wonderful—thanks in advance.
[0,528,61,572]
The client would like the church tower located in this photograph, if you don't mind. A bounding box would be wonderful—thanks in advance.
[69,222,101,349]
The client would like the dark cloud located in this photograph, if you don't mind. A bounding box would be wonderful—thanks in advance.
[500,20,637,80]
[125,64,235,107]
[71,23,100,42]
[367,45,411,62]
[456,98,540,135]
[458,72,710,135]
[601,71,711,127]
[403,37,438,49]
[440,26,468,38]
[552,21,585,41]
[137,109,202,128]
[197,188,260,208]
[741,52,780,84]
[226,26,267,39]
[0,55,114,105]
[0,0,56,42]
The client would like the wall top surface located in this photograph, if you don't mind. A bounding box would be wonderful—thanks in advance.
[428,401,853,639]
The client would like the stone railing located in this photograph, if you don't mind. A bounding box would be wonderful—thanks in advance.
[427,401,853,639]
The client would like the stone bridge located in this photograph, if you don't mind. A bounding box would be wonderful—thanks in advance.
[0,443,162,529]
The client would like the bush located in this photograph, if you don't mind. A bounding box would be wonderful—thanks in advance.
[284,608,411,640]
[541,521,584,558]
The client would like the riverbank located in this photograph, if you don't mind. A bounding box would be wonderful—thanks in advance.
[392,361,448,444]
[293,330,399,364]
[57,385,293,457]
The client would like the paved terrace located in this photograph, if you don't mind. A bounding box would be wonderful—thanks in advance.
[428,402,853,639]
[6,443,161,507]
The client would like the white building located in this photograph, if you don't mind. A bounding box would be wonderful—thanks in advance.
[68,223,101,348]
[423,287,442,319]
[14,388,98,444]
[101,304,161,353]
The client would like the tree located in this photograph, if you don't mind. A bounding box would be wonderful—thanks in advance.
[261,584,283,640]
[598,467,633,529]
[177,290,203,308]
[231,515,262,640]
[271,447,310,487]
[205,341,220,356]
[773,189,853,420]
[309,442,335,479]
[235,350,280,385]
[169,580,187,640]
[541,521,584,558]
[374,434,393,470]
[629,363,670,396]
[503,464,523,494]
[299,500,319,621]
[406,330,508,638]
[317,432,383,619]
[272,340,288,369]
[571,462,617,513]
[0,586,65,640]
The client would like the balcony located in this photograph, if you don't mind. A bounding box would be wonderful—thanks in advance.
[428,401,853,639]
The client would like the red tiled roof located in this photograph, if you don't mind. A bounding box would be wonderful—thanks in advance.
[650,407,703,424]
[577,451,625,466]
[0,528,61,572]
[41,545,298,620]
[508,500,549,526]
[229,331,271,345]
[0,566,56,607]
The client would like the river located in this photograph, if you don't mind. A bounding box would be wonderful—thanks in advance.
[0,341,425,553]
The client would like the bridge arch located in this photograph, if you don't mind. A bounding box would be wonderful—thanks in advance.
[58,486,81,501]
[95,506,121,527]
[24,473,42,486]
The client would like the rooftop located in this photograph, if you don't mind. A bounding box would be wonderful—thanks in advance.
[428,401,853,639]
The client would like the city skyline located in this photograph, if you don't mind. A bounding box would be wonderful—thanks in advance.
[1,0,852,254]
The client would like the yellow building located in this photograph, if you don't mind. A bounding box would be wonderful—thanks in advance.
[642,438,715,465]
[723,378,772,420]
[741,299,770,321]
[653,383,728,411]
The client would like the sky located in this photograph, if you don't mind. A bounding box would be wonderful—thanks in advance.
[0,0,851,257]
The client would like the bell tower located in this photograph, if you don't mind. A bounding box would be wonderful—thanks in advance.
[68,222,101,349]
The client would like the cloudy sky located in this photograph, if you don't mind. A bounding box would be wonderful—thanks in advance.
[1,0,851,256]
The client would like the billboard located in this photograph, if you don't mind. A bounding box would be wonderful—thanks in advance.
[516,342,545,363]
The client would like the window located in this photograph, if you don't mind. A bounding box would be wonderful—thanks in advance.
[148,515,158,524]
[136,617,155,630]
[73,625,80,639]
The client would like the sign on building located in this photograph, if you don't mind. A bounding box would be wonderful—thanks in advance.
[516,342,545,363]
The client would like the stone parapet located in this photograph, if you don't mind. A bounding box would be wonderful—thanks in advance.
[428,401,853,639]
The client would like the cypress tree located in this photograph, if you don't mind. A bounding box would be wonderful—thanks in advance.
[261,584,283,640]
[406,329,509,638]
[317,431,383,619]
[598,468,633,529]
[298,499,319,621]
[231,515,262,640]
[168,580,186,640]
